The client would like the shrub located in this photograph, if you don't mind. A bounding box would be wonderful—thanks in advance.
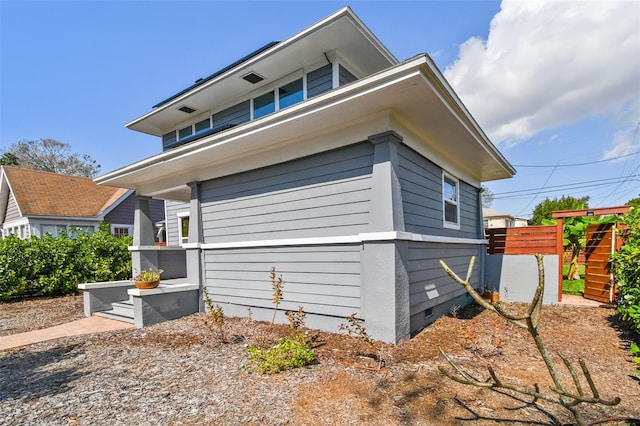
[611,207,640,333]
[246,334,315,374]
[0,223,132,300]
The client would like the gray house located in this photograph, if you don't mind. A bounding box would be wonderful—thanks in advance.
[87,7,515,343]
[0,166,164,239]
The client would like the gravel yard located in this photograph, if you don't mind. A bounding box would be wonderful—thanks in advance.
[1,295,639,425]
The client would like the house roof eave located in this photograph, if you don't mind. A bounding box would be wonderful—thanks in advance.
[97,56,515,197]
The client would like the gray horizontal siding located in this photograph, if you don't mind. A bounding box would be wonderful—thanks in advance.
[200,142,373,243]
[104,194,165,226]
[212,100,250,130]
[398,144,480,239]
[458,181,480,238]
[5,192,21,222]
[339,64,357,86]
[204,245,361,318]
[307,64,332,98]
[165,200,189,246]
[407,242,481,320]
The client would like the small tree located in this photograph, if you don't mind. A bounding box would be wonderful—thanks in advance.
[439,255,621,425]
[3,138,100,177]
[531,195,590,225]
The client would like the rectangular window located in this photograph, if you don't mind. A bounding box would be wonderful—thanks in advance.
[443,174,459,228]
[194,118,211,134]
[254,91,275,119]
[162,131,177,148]
[178,125,193,140]
[41,224,57,236]
[179,216,190,246]
[278,78,303,109]
[113,227,129,237]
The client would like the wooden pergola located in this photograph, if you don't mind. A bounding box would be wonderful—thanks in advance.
[551,205,631,302]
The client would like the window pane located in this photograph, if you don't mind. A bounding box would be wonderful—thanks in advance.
[162,131,177,145]
[254,91,275,118]
[180,217,190,244]
[444,178,457,202]
[194,118,211,133]
[279,79,303,109]
[178,125,193,140]
[445,202,458,223]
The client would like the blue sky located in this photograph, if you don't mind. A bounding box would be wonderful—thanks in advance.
[1,1,639,218]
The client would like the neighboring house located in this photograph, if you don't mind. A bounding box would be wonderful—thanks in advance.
[91,7,515,343]
[0,166,165,239]
[483,208,528,229]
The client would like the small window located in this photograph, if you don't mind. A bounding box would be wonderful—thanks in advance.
[179,216,190,245]
[113,227,130,238]
[443,174,459,228]
[254,91,275,119]
[194,118,211,134]
[178,125,193,140]
[279,78,303,109]
[162,131,177,146]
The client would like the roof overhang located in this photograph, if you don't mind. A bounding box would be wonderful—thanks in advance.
[97,56,515,201]
[127,6,398,136]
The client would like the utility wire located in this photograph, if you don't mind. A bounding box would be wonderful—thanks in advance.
[512,150,640,168]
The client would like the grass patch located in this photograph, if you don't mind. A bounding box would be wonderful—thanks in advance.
[562,264,585,296]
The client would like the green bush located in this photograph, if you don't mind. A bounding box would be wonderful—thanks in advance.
[246,334,315,374]
[611,207,640,333]
[0,223,132,300]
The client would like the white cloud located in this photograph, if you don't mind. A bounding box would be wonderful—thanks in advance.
[444,0,640,146]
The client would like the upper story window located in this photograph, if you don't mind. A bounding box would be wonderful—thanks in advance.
[252,77,304,119]
[443,173,460,229]
[161,62,356,151]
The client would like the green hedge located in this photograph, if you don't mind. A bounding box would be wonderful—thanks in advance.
[0,223,132,300]
[611,207,640,333]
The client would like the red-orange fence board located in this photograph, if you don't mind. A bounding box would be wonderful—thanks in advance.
[485,226,558,255]
[583,223,616,303]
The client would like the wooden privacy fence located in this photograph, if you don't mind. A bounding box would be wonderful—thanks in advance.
[485,226,559,255]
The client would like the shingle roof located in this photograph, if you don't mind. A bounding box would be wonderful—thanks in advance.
[2,166,129,218]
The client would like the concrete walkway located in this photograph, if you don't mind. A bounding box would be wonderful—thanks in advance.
[559,294,608,307]
[0,316,134,352]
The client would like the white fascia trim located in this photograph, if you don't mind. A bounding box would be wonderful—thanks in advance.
[192,232,486,250]
[125,6,397,129]
[419,59,515,176]
[97,57,426,186]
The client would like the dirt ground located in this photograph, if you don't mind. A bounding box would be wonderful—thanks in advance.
[1,295,639,425]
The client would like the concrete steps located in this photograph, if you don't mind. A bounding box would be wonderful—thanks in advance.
[94,298,135,324]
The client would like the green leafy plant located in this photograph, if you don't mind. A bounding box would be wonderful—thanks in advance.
[631,344,640,375]
[133,268,163,282]
[285,306,307,329]
[246,334,315,374]
[269,267,284,325]
[611,207,640,333]
[0,223,132,300]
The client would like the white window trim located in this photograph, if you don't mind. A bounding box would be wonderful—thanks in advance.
[442,172,460,230]
[177,211,190,246]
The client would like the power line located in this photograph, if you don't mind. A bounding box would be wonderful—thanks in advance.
[513,150,640,168]
[493,174,640,199]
